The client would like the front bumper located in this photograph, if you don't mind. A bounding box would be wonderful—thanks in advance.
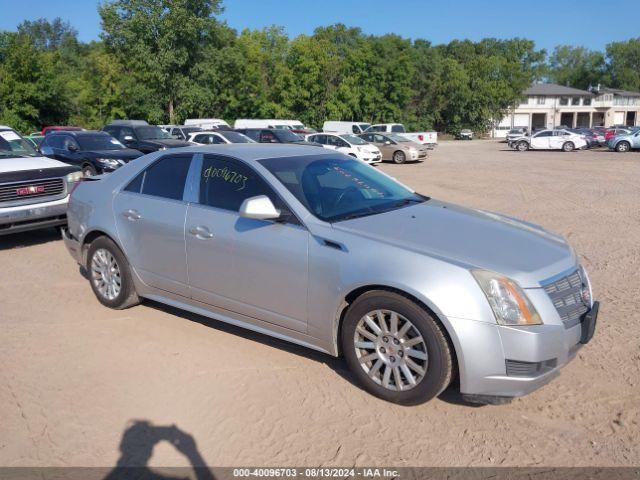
[451,301,598,399]
[61,226,82,264]
[0,196,69,235]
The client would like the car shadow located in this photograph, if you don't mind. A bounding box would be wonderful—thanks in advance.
[145,300,482,407]
[144,300,360,390]
[0,227,61,250]
[103,420,215,480]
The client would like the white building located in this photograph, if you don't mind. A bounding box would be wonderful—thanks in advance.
[493,83,640,138]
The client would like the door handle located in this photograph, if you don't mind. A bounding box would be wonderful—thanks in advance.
[122,209,142,221]
[189,225,214,239]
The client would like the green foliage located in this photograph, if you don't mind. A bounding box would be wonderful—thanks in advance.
[0,5,638,135]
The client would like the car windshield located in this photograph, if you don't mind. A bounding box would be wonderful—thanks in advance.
[0,130,39,157]
[259,156,426,222]
[136,126,171,140]
[386,133,411,143]
[340,134,368,145]
[273,130,303,142]
[220,131,255,143]
[78,134,125,151]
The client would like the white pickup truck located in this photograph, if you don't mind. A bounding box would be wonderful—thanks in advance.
[365,123,437,148]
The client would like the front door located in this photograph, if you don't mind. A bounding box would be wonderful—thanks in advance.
[113,154,194,297]
[186,154,309,332]
[530,131,552,149]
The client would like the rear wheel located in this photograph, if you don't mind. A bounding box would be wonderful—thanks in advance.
[393,151,406,164]
[616,141,631,153]
[87,236,140,309]
[341,290,453,405]
[562,141,575,152]
[516,141,529,151]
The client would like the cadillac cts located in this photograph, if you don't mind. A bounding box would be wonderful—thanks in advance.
[62,145,598,405]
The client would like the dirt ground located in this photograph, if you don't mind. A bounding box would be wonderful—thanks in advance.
[1,140,638,468]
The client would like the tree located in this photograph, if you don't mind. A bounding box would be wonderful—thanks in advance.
[548,46,606,90]
[99,0,224,123]
[605,38,640,92]
[17,18,78,51]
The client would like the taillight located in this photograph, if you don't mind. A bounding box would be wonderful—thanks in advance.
[418,134,424,141]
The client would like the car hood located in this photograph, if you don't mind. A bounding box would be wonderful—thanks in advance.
[0,155,69,173]
[332,199,576,287]
[141,139,191,148]
[84,149,144,161]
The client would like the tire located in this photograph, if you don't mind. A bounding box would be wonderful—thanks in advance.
[393,151,406,164]
[82,164,98,177]
[341,290,453,405]
[616,141,630,153]
[516,141,529,151]
[562,142,575,152]
[86,236,140,310]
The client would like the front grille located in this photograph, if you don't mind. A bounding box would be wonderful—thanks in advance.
[506,358,557,377]
[0,178,65,205]
[542,269,589,328]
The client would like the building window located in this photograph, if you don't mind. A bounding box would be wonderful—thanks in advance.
[583,97,592,106]
[537,96,545,105]
[571,97,580,106]
[559,97,569,106]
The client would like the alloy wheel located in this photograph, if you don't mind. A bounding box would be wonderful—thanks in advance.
[91,248,122,300]
[353,309,428,391]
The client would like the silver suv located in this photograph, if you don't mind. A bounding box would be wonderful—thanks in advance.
[62,145,598,405]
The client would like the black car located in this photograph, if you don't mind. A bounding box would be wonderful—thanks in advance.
[40,131,144,176]
[103,120,191,154]
[235,128,322,147]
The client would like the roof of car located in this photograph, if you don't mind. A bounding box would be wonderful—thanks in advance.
[47,130,109,137]
[168,143,329,161]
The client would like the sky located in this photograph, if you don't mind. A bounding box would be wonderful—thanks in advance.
[0,0,637,52]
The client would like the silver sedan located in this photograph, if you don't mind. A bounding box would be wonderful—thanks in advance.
[62,144,598,405]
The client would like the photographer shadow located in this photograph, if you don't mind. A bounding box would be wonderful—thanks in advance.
[104,420,215,480]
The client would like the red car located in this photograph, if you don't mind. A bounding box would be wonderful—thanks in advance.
[604,127,632,141]
[41,126,84,136]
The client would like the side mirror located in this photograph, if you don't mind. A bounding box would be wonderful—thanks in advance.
[68,144,79,152]
[123,135,134,143]
[40,146,54,156]
[239,195,281,221]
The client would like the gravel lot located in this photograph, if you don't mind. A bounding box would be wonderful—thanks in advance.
[1,140,638,468]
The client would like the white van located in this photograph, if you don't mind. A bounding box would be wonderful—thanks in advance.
[323,121,372,135]
[233,119,297,130]
[184,118,230,130]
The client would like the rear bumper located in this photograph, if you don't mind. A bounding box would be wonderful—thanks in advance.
[451,302,598,399]
[0,196,69,235]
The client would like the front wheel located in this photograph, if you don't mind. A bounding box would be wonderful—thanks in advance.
[341,290,453,405]
[616,141,631,153]
[87,236,140,309]
[516,141,529,151]
[392,151,406,164]
[562,142,575,152]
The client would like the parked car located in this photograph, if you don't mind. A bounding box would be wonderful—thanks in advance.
[25,134,45,149]
[236,128,321,147]
[604,127,632,142]
[234,119,297,130]
[306,133,382,164]
[457,129,473,140]
[568,128,598,149]
[323,121,372,135]
[0,125,82,235]
[162,125,203,141]
[188,130,255,145]
[62,144,598,405]
[275,120,316,136]
[42,126,84,136]
[359,132,428,163]
[40,130,144,177]
[184,118,230,130]
[509,129,587,152]
[506,128,529,143]
[365,123,437,148]
[608,129,640,152]
[103,120,191,154]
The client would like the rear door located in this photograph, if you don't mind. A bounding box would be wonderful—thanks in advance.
[113,153,194,297]
[185,154,309,332]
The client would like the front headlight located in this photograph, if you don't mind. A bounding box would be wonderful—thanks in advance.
[472,270,542,326]
[65,171,83,183]
[96,158,121,168]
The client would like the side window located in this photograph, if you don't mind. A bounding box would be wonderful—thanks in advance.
[242,130,260,141]
[352,125,359,134]
[118,127,134,142]
[391,125,405,133]
[210,134,226,144]
[535,131,552,138]
[62,136,79,151]
[313,135,326,144]
[140,154,193,200]
[260,130,277,143]
[361,134,373,142]
[200,155,281,213]
[124,172,144,193]
[46,135,65,149]
[103,126,118,138]
[374,134,387,143]
[193,134,207,144]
